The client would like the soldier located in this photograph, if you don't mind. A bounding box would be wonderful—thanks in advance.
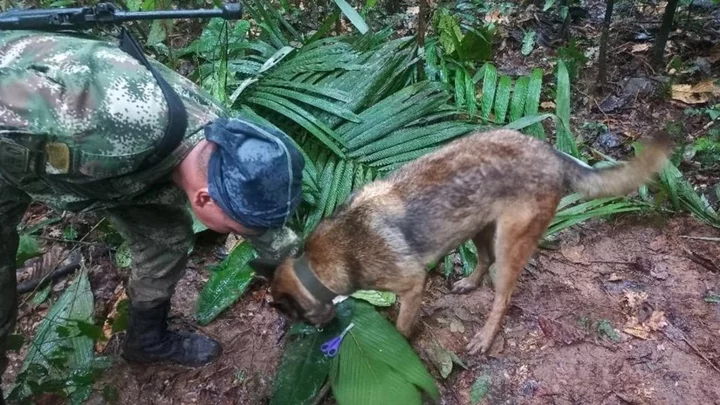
[0,29,304,402]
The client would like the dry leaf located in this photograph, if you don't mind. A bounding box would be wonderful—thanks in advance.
[541,101,556,109]
[450,318,465,334]
[631,43,650,53]
[671,80,720,105]
[97,288,127,352]
[623,311,667,341]
[622,289,648,309]
[608,272,624,281]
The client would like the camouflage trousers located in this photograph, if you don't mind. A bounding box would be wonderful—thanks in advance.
[0,180,195,379]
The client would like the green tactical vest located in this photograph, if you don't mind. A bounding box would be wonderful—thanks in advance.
[0,30,229,212]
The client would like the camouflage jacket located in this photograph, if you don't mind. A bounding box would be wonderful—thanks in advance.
[0,30,229,213]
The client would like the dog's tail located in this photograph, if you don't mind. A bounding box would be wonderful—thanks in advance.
[558,133,673,200]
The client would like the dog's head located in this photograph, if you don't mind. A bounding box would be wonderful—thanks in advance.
[250,257,336,328]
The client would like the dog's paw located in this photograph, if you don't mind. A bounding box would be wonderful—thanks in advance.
[466,331,494,355]
[451,278,479,294]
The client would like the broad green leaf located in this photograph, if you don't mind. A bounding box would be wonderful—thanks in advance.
[524,68,545,139]
[493,75,512,124]
[329,300,439,404]
[350,290,397,307]
[270,318,346,405]
[194,241,257,325]
[19,268,94,402]
[455,68,466,109]
[465,69,478,115]
[332,0,369,33]
[480,63,498,121]
[508,76,529,123]
[555,59,579,156]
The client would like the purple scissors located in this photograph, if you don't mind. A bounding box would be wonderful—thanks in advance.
[320,322,355,357]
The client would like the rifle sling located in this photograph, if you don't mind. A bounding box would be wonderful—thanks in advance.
[117,27,188,169]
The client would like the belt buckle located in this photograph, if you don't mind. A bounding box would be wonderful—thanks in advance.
[0,138,30,173]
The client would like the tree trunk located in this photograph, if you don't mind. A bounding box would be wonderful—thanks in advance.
[417,0,428,79]
[652,0,680,70]
[596,0,615,91]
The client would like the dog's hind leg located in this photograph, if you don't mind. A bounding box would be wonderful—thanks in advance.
[466,202,555,355]
[451,224,496,294]
[394,269,427,338]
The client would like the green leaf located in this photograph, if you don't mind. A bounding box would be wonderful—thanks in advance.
[427,342,454,379]
[543,0,557,11]
[458,28,493,63]
[110,299,129,335]
[493,75,512,124]
[480,63,498,121]
[332,0,369,34]
[508,76,529,123]
[324,160,346,217]
[555,59,579,157]
[329,300,440,404]
[16,233,41,267]
[522,30,536,56]
[114,242,132,269]
[270,319,345,405]
[305,160,337,236]
[29,283,52,308]
[524,68,545,139]
[504,113,554,130]
[102,385,119,403]
[597,319,621,342]
[459,241,478,277]
[470,373,491,404]
[18,268,94,400]
[350,290,397,307]
[465,69,478,115]
[443,254,454,278]
[194,241,257,325]
[455,68,467,109]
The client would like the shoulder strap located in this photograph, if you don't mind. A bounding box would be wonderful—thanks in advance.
[117,27,188,169]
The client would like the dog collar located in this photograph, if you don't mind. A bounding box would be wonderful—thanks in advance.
[294,255,337,304]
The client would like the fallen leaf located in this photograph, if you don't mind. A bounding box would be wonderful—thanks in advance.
[427,342,454,379]
[449,351,469,370]
[454,307,474,322]
[671,80,720,105]
[450,318,465,334]
[621,289,648,310]
[609,272,624,281]
[97,288,127,352]
[470,373,491,404]
[541,101,556,109]
[631,43,650,53]
[622,311,667,341]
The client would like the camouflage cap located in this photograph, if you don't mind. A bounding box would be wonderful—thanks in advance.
[205,117,304,230]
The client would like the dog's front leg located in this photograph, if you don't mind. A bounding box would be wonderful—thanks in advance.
[394,274,426,338]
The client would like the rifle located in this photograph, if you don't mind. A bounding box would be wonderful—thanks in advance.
[0,2,243,31]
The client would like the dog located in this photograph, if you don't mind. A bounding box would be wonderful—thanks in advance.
[250,128,672,355]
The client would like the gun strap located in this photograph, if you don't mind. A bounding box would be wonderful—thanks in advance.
[117,27,188,168]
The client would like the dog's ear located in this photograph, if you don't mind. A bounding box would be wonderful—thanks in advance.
[249,258,281,281]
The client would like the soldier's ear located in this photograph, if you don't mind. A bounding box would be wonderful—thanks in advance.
[249,258,282,281]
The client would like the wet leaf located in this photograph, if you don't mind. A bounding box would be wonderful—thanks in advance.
[351,290,396,307]
[194,241,257,325]
[332,0,369,34]
[329,300,439,404]
[29,283,52,308]
[459,241,478,277]
[470,373,491,404]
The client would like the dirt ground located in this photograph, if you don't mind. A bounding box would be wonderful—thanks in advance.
[7,213,718,405]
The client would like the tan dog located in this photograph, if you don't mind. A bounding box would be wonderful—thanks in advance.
[251,129,671,354]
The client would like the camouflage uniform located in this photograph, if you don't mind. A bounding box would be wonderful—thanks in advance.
[0,30,299,381]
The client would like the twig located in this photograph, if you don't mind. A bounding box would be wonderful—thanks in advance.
[18,218,105,306]
[16,262,81,294]
[310,381,331,405]
[682,336,720,375]
[680,235,720,242]
[38,236,107,247]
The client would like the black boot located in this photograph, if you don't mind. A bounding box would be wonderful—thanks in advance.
[122,301,222,367]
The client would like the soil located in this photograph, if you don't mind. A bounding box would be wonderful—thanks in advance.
[3,0,720,404]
